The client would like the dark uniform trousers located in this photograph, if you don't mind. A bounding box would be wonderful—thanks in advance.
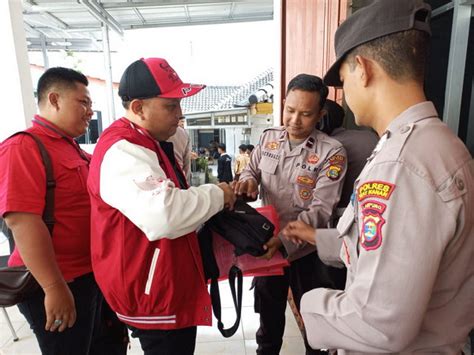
[90,293,129,355]
[128,326,197,355]
[254,252,344,355]
[18,273,100,355]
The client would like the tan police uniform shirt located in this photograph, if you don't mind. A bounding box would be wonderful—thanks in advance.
[234,153,250,176]
[300,102,474,353]
[239,126,347,261]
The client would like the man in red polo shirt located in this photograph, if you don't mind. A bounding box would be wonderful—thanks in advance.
[0,67,100,354]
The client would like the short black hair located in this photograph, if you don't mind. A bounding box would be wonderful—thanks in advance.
[346,29,430,83]
[218,143,226,151]
[286,74,329,109]
[122,100,131,110]
[246,144,255,152]
[37,67,88,105]
[318,99,345,135]
[324,100,345,129]
[238,144,247,151]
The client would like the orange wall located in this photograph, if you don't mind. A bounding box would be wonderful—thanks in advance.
[282,0,347,106]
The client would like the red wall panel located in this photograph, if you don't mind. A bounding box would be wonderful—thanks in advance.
[282,0,348,111]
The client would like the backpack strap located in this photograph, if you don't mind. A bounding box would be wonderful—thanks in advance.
[8,132,56,235]
[214,265,243,338]
[198,225,243,338]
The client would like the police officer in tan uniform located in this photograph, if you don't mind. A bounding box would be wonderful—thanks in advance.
[235,74,347,355]
[283,0,474,353]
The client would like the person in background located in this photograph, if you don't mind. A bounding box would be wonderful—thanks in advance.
[319,99,379,208]
[235,74,347,355]
[209,140,220,160]
[283,0,474,352]
[167,116,192,183]
[0,67,100,354]
[217,143,233,183]
[88,57,236,355]
[317,99,379,290]
[234,144,250,181]
[246,144,255,156]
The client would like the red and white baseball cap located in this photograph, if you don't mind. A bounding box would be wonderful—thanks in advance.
[119,57,205,100]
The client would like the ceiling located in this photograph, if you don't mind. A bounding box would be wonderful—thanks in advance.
[22,0,274,52]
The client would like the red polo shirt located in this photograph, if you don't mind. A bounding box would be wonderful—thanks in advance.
[0,115,92,280]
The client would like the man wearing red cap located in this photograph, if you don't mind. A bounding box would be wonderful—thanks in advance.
[283,0,473,353]
[87,58,236,354]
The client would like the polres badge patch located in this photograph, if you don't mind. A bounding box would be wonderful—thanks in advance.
[360,200,386,251]
[357,181,395,201]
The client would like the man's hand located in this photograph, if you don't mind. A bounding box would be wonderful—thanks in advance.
[257,237,282,260]
[218,182,236,210]
[233,178,258,200]
[282,220,316,246]
[4,212,77,332]
[44,282,76,332]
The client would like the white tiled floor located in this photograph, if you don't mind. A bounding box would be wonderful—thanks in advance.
[0,191,305,354]
[0,275,305,355]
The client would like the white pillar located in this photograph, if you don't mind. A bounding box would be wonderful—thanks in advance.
[273,0,282,127]
[443,0,472,134]
[102,24,116,128]
[0,0,36,140]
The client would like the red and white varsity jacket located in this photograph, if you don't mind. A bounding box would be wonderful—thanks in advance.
[88,118,224,329]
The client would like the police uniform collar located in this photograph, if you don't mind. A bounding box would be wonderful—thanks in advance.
[386,101,438,135]
[304,129,320,151]
[282,129,318,151]
[278,129,286,142]
[304,135,316,151]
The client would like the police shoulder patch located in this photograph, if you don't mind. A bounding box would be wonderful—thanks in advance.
[326,165,342,180]
[359,200,386,251]
[329,154,345,165]
[357,181,395,201]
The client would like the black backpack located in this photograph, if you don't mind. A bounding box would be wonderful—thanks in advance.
[198,199,275,337]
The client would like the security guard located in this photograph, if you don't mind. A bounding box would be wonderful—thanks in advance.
[235,74,347,355]
[283,0,474,353]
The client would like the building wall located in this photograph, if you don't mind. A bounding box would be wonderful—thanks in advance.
[281,0,347,111]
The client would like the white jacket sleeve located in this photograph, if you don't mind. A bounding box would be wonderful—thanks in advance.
[100,139,224,241]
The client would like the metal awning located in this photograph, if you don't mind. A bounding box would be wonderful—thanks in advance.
[23,0,274,52]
